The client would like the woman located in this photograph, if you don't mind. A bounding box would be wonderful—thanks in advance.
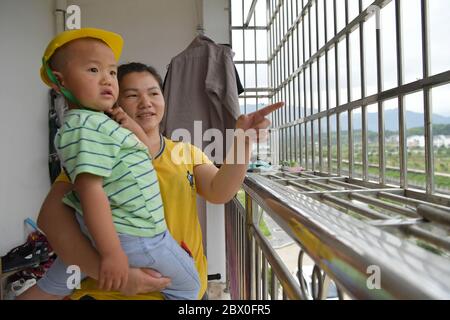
[21,62,283,300]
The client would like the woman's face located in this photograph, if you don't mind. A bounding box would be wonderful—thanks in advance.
[117,71,165,133]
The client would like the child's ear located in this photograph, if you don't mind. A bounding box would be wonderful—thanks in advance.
[49,71,65,92]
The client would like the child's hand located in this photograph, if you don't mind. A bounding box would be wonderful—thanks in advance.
[108,106,142,135]
[98,249,129,291]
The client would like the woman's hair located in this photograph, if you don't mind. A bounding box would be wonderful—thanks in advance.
[117,62,163,90]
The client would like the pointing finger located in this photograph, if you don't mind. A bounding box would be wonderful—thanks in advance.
[252,102,284,118]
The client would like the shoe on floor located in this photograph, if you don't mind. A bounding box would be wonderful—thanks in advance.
[1,242,41,273]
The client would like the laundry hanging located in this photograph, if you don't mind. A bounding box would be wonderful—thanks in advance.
[162,35,242,163]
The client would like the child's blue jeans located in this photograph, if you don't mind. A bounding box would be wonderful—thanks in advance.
[37,214,200,300]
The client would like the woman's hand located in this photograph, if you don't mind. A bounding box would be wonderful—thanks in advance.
[120,268,172,296]
[235,102,284,143]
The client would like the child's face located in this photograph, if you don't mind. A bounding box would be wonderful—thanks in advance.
[58,39,119,111]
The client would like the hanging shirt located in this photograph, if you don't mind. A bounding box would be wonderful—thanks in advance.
[162,35,241,163]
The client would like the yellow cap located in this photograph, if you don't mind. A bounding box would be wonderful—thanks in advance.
[40,28,123,86]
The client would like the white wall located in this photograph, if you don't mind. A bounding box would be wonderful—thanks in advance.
[203,0,230,44]
[0,0,55,255]
[69,0,201,78]
[203,0,230,282]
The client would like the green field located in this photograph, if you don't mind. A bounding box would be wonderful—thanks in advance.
[282,127,450,192]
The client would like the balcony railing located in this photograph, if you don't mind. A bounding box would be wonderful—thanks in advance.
[225,170,450,300]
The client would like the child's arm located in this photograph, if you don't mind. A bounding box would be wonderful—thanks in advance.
[195,102,284,204]
[74,173,129,291]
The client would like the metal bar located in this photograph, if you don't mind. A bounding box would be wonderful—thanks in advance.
[244,0,259,27]
[244,192,255,299]
[316,2,322,172]
[308,3,314,172]
[268,176,346,182]
[270,267,277,300]
[333,0,341,176]
[324,0,332,174]
[360,0,368,181]
[237,203,243,299]
[328,177,368,189]
[421,0,434,194]
[281,175,449,216]
[378,191,450,212]
[367,218,422,227]
[395,0,407,189]
[292,11,298,163]
[242,0,247,114]
[240,208,245,298]
[254,7,260,157]
[345,0,353,179]
[250,235,256,299]
[294,188,406,196]
[303,178,417,217]
[362,104,368,180]
[348,193,418,218]
[337,113,341,175]
[375,2,385,185]
[286,180,390,220]
[234,60,271,64]
[250,225,303,299]
[416,205,450,227]
[255,243,261,299]
[402,225,450,252]
[339,177,450,207]
[262,256,268,299]
[238,95,272,99]
[231,26,268,30]
[302,13,308,169]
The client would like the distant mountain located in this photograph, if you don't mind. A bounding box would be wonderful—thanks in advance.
[242,104,450,132]
[359,110,450,132]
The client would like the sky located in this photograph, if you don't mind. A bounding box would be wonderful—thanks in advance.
[231,0,450,117]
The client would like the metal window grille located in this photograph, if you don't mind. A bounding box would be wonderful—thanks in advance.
[231,0,450,197]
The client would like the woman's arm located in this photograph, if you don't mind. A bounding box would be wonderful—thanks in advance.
[37,181,100,278]
[195,102,284,204]
[194,135,249,204]
[37,180,171,295]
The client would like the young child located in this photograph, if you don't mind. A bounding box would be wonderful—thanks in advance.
[30,28,200,300]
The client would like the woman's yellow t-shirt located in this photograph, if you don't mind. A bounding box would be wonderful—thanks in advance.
[57,137,212,300]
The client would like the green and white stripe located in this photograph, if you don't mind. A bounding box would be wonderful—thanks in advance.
[56,109,166,237]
